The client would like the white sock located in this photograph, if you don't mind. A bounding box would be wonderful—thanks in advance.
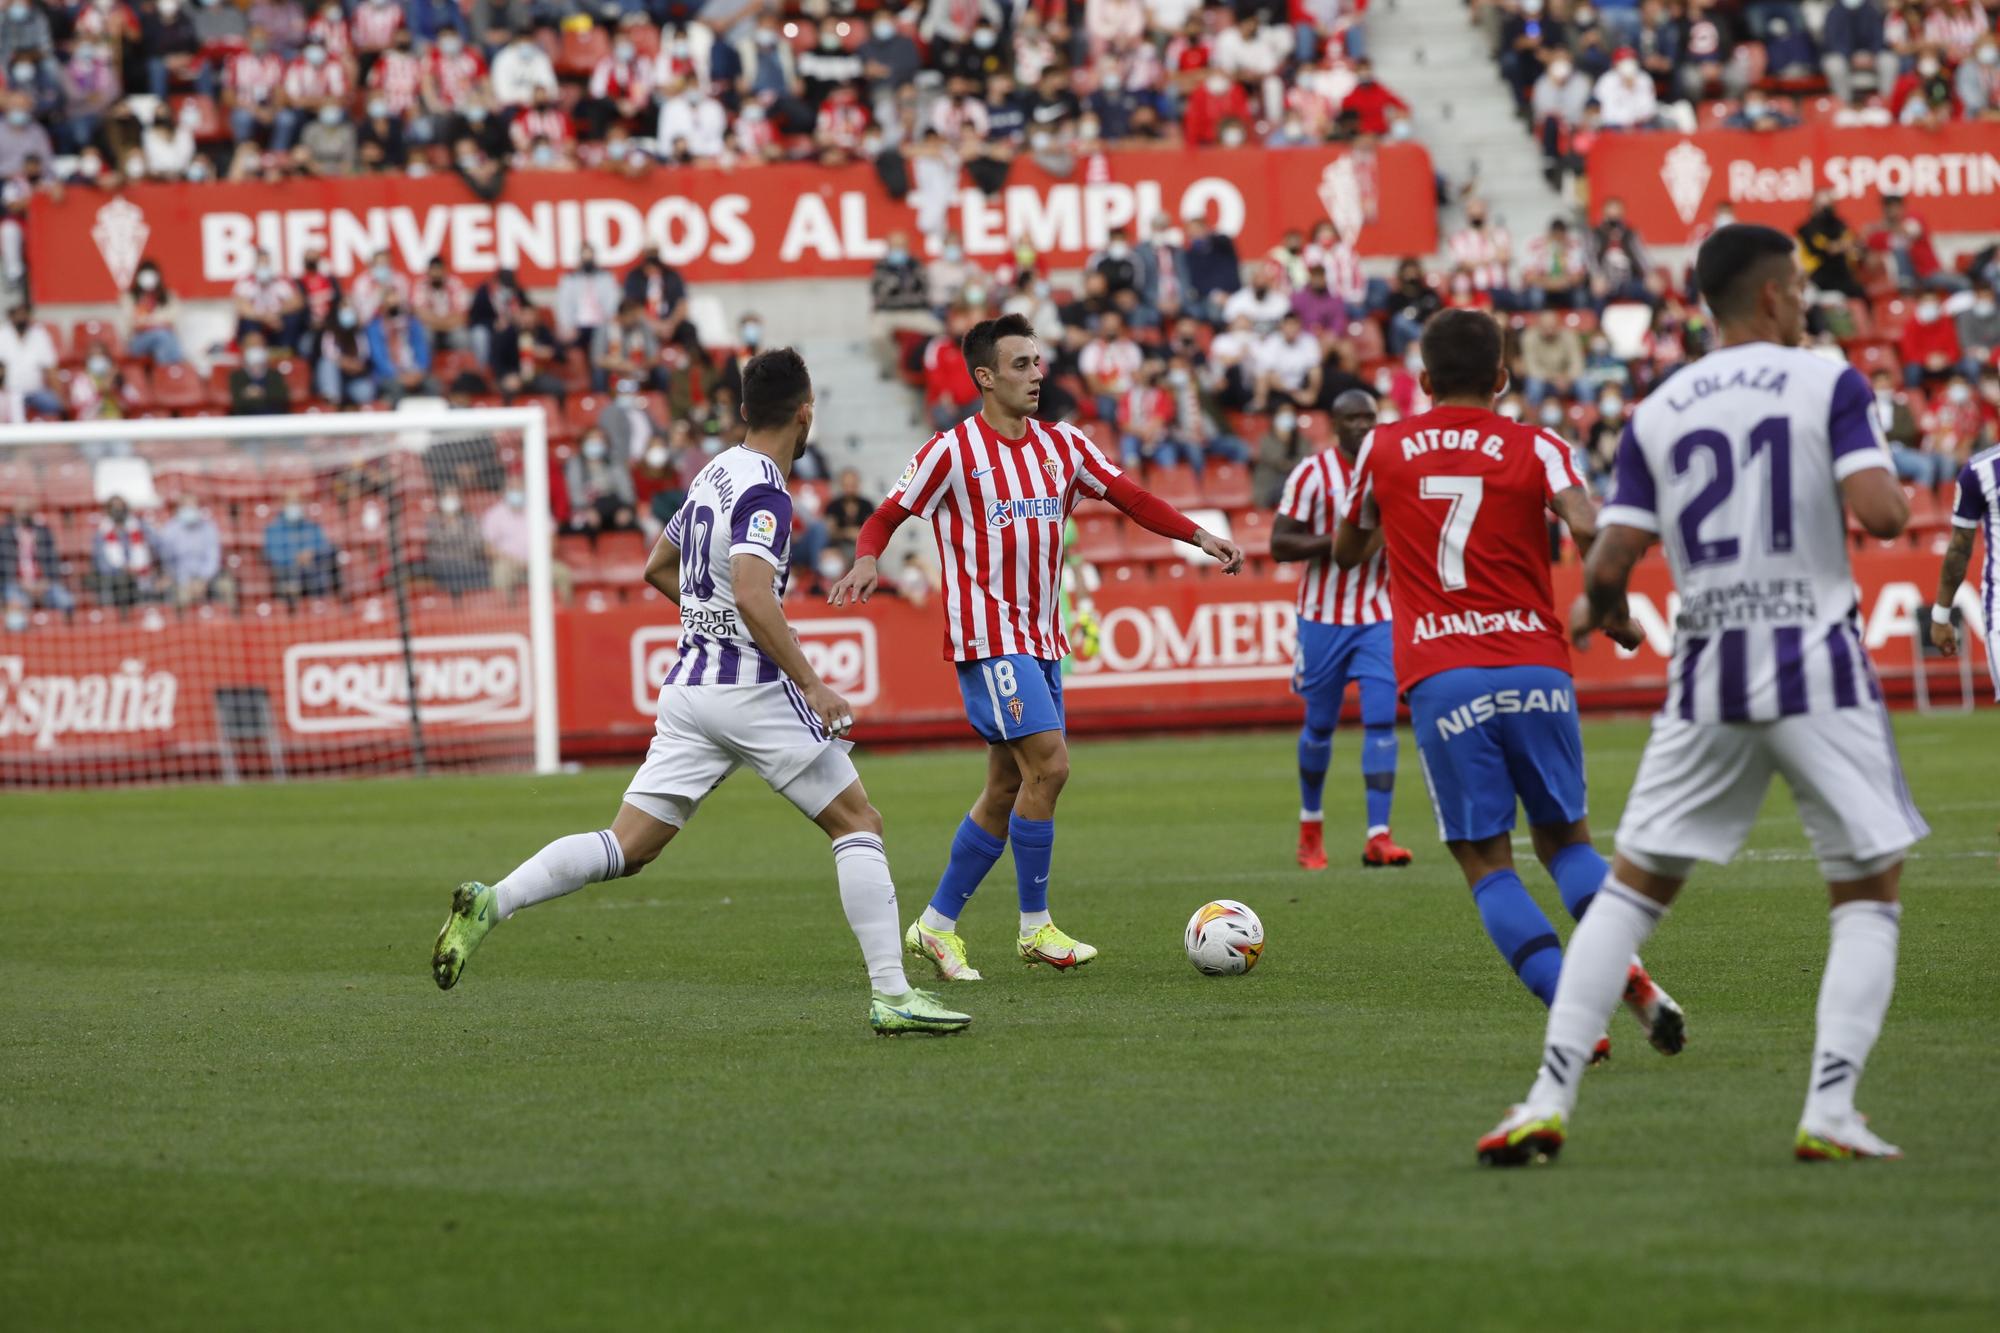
[1525,878,1666,1116]
[832,833,910,995]
[492,830,624,919]
[1300,809,1323,824]
[1019,908,1052,934]
[1802,900,1902,1125]
[919,906,957,933]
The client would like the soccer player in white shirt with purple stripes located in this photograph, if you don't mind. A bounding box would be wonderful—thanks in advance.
[431,348,971,1037]
[1930,442,2000,700]
[1479,226,1929,1166]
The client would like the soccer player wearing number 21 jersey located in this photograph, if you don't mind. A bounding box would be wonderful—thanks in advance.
[829,313,1245,981]
[1333,310,1685,1063]
[1480,227,1929,1167]
[431,349,971,1036]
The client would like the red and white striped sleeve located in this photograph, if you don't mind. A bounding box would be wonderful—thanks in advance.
[1276,454,1321,524]
[1532,427,1586,500]
[1061,423,1123,498]
[885,431,957,518]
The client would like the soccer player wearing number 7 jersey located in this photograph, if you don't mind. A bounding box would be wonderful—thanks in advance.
[1333,309,1685,1061]
[828,313,1245,980]
[1479,228,1927,1166]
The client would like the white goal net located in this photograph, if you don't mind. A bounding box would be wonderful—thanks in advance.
[0,408,557,786]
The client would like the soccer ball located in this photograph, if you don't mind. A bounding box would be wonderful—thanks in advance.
[1184,900,1264,976]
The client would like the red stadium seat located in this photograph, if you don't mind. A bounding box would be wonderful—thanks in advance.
[1073,513,1126,564]
[1146,464,1200,509]
[1204,461,1252,510]
[67,318,123,363]
[151,361,212,414]
[271,356,311,403]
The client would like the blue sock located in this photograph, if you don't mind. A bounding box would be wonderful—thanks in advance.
[1548,842,1611,921]
[1297,726,1332,816]
[1471,869,1563,1005]
[926,815,1007,923]
[1360,724,1396,832]
[1008,813,1055,917]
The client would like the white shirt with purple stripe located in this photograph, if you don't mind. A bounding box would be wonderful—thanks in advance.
[1951,444,2000,642]
[1602,343,1892,723]
[662,447,793,688]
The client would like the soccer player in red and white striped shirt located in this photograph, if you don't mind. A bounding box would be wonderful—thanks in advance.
[1271,388,1412,872]
[827,313,1243,980]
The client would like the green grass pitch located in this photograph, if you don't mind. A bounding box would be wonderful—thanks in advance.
[3,713,1997,1331]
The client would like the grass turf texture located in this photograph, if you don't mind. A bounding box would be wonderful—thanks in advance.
[3,715,1997,1332]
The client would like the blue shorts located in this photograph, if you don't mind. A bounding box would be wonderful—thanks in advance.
[956,654,1065,744]
[1293,619,1396,705]
[1406,665,1588,842]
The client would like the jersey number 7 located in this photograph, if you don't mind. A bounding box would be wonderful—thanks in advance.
[1419,476,1484,592]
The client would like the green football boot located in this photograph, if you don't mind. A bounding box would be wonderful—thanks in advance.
[868,988,973,1036]
[432,882,498,991]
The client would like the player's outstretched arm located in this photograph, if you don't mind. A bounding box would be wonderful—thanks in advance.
[1548,485,1600,561]
[1841,466,1911,541]
[643,530,682,601]
[1100,472,1243,573]
[733,554,853,735]
[828,499,914,607]
[1330,517,1375,570]
[1930,526,1976,655]
[1571,523,1652,651]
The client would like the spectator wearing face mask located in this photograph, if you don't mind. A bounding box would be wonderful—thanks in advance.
[1797,192,1867,300]
[1956,279,2000,370]
[1867,367,1948,489]
[1183,70,1251,146]
[1,499,73,627]
[1593,47,1662,129]
[92,497,158,609]
[413,257,472,350]
[1252,407,1313,508]
[263,491,338,602]
[69,340,134,420]
[580,29,657,140]
[622,248,705,364]
[1961,35,2000,115]
[490,26,558,109]
[423,488,489,595]
[1865,195,1960,292]
[554,246,620,355]
[297,96,357,175]
[228,333,289,415]
[0,300,59,415]
[316,301,376,406]
[599,376,659,465]
[1900,293,1964,390]
[278,37,348,153]
[232,250,304,348]
[484,485,574,605]
[369,292,435,402]
[868,229,941,378]
[1760,11,1817,79]
[121,261,186,365]
[1891,46,1957,127]
[1518,309,1585,405]
[1221,263,1292,335]
[631,437,687,545]
[154,498,234,608]
[564,428,638,543]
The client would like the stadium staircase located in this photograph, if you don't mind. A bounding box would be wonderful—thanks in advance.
[1367,0,1566,241]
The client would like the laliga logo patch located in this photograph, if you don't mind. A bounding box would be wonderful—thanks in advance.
[748,509,779,546]
[1007,698,1025,725]
[896,458,918,491]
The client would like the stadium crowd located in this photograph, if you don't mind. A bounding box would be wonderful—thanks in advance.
[2,0,1999,623]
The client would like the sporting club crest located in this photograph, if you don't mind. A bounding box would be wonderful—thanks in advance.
[1660,141,1713,227]
[1007,698,1025,725]
[91,196,151,293]
[1042,458,1062,486]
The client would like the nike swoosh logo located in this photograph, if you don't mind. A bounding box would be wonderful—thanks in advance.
[970,467,994,478]
[1034,875,1048,884]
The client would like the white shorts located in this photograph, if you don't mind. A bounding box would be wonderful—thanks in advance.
[1615,707,1929,879]
[622,682,859,828]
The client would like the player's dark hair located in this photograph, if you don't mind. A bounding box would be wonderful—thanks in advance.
[961,313,1038,383]
[1696,224,1796,322]
[1418,308,1505,400]
[740,346,812,430]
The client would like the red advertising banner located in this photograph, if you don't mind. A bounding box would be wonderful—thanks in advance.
[26,144,1438,305]
[4,550,1979,779]
[1586,123,2000,243]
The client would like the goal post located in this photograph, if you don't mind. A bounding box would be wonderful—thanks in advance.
[0,406,559,785]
